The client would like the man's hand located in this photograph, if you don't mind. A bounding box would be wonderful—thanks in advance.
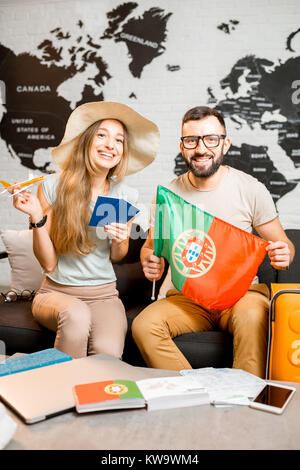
[142,253,165,281]
[266,240,290,270]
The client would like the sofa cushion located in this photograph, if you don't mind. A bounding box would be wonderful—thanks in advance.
[173,331,233,369]
[0,229,44,294]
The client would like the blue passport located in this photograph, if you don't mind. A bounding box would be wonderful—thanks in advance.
[89,196,140,227]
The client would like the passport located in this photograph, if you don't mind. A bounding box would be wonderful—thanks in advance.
[89,196,140,227]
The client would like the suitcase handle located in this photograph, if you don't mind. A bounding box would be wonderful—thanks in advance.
[266,288,300,379]
[270,289,300,322]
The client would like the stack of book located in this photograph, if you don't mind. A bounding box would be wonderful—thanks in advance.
[73,375,210,413]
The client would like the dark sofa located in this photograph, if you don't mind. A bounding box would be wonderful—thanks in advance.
[0,225,299,370]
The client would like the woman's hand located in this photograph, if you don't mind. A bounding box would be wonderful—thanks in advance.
[106,222,131,263]
[10,183,44,221]
[104,222,130,244]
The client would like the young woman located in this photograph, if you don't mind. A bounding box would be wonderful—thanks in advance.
[11,101,159,359]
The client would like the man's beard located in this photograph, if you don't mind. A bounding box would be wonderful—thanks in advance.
[185,152,224,178]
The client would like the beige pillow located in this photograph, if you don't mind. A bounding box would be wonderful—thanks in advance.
[0,229,44,293]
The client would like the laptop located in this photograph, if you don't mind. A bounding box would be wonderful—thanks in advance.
[0,354,153,424]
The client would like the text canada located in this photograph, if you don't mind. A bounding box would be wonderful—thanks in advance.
[16,85,51,93]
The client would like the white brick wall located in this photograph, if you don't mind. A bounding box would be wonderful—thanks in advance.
[0,0,299,285]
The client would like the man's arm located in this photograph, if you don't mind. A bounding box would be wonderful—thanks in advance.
[141,226,165,281]
[255,217,295,270]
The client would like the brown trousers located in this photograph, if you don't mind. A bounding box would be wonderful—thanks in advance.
[132,285,270,378]
[32,278,127,359]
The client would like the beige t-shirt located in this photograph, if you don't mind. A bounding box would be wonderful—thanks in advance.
[151,166,278,296]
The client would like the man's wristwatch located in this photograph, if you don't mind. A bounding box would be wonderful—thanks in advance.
[29,215,47,228]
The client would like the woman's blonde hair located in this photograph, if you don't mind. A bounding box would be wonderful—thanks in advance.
[50,119,128,256]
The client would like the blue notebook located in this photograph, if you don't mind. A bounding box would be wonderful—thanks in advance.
[0,348,72,377]
[89,196,140,227]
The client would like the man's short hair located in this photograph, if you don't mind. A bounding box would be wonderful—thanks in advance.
[182,106,226,132]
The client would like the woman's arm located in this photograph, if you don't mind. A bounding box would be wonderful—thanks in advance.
[12,183,58,272]
[32,184,58,272]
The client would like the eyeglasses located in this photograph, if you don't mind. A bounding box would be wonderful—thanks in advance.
[0,289,35,302]
[181,134,226,149]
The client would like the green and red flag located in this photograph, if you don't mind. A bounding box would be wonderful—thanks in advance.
[73,379,144,410]
[154,185,268,310]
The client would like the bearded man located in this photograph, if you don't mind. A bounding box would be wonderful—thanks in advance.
[132,106,294,378]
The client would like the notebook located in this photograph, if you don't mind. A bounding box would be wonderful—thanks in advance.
[0,348,72,377]
[0,354,159,424]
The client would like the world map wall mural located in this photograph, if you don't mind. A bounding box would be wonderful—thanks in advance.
[0,0,300,237]
[175,54,300,207]
[0,3,172,172]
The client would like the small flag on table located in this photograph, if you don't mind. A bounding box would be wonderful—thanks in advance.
[154,185,268,310]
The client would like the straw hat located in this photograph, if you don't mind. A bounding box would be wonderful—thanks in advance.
[51,101,160,175]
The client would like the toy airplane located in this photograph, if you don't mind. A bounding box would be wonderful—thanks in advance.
[0,176,47,196]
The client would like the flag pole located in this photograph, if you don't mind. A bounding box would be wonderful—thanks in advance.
[151,280,156,300]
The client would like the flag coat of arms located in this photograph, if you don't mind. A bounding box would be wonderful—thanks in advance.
[154,185,269,310]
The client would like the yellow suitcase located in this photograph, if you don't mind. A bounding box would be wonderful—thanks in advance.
[266,283,300,382]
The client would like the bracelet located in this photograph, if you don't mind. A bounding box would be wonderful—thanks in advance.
[29,215,47,228]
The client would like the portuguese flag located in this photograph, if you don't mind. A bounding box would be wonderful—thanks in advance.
[154,185,268,310]
[73,379,145,412]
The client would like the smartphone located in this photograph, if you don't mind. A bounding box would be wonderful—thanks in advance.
[249,382,296,414]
